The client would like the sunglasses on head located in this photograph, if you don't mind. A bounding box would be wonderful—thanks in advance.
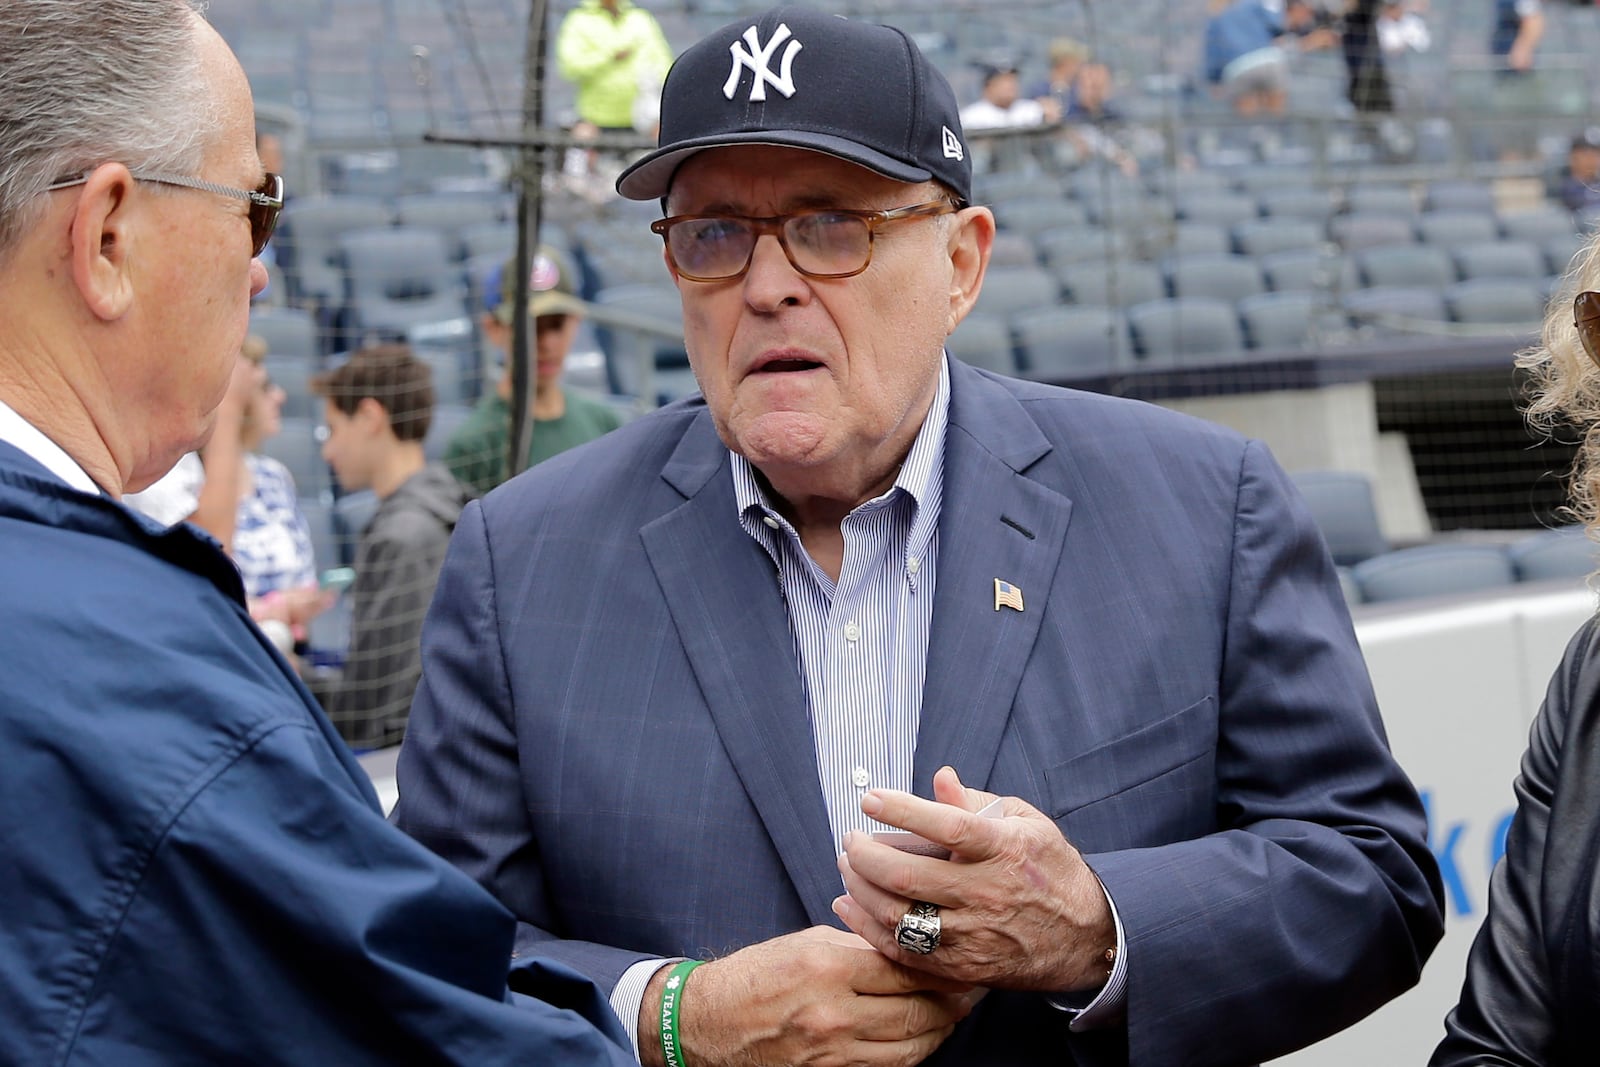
[46,170,284,258]
[1575,291,1600,369]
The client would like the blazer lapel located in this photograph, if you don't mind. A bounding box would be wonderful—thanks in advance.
[914,366,1074,797]
[640,414,842,925]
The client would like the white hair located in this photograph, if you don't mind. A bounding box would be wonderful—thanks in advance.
[0,0,214,259]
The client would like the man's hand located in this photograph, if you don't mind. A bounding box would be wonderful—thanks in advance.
[832,766,1115,994]
[638,926,975,1067]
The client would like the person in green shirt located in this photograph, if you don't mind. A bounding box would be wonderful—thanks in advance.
[445,247,623,496]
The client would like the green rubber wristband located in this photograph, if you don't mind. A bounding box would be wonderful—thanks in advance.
[659,959,703,1067]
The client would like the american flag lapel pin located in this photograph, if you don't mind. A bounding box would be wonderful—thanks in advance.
[994,578,1024,612]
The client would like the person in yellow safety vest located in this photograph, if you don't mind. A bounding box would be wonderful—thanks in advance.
[556,0,675,135]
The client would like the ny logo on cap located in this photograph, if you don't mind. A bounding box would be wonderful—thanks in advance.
[724,23,803,102]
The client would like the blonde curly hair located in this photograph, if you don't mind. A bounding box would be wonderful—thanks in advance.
[1522,234,1600,538]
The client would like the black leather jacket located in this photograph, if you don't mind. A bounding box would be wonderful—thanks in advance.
[1432,617,1600,1065]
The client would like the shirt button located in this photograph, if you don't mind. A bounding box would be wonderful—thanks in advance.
[762,514,780,529]
[843,622,861,642]
[852,766,871,788]
[908,557,921,575]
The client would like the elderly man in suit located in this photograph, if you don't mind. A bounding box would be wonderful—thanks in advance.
[395,7,1444,1066]
[0,1,638,1062]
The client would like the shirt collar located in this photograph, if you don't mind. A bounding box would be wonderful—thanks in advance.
[732,354,950,524]
[0,396,100,495]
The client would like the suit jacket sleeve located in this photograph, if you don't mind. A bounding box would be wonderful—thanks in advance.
[394,498,656,995]
[1429,621,1595,1065]
[1085,440,1445,1065]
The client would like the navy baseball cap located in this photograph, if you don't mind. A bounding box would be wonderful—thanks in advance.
[616,6,971,203]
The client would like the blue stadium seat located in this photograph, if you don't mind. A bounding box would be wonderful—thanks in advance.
[1414,211,1500,249]
[1451,240,1548,282]
[1233,218,1324,257]
[1508,526,1597,581]
[1351,544,1516,603]
[1260,248,1357,294]
[1055,261,1165,307]
[1012,305,1131,376]
[1342,185,1418,217]
[1356,245,1456,289]
[249,305,320,361]
[1422,180,1497,214]
[945,313,1017,376]
[275,195,394,306]
[973,265,1062,320]
[1126,297,1244,363]
[1342,286,1447,334]
[1164,253,1265,303]
[1443,279,1545,326]
[1330,211,1417,252]
[1237,291,1322,350]
[337,226,469,342]
[1498,207,1580,245]
[1289,469,1388,565]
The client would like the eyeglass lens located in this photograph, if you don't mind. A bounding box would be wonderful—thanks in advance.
[668,213,872,280]
[249,174,283,257]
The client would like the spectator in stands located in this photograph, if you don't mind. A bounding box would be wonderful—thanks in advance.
[312,343,472,750]
[1558,129,1600,214]
[1203,0,1339,116]
[1062,61,1141,177]
[1430,243,1600,1066]
[0,1,637,1062]
[395,7,1443,1066]
[960,63,1053,131]
[1492,0,1543,75]
[444,247,622,496]
[1028,36,1092,118]
[556,0,675,138]
[228,334,330,652]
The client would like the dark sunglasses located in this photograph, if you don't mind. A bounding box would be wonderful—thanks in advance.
[1575,291,1600,369]
[46,170,284,257]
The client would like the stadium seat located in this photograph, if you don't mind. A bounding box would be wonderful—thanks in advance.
[1237,291,1323,350]
[423,403,475,463]
[1233,218,1324,257]
[1151,221,1232,257]
[972,265,1062,320]
[264,354,319,421]
[1342,286,1448,333]
[275,195,394,306]
[1342,185,1418,217]
[989,231,1042,268]
[457,221,518,263]
[258,416,330,500]
[1422,179,1497,214]
[1257,186,1337,224]
[1498,207,1579,245]
[1034,225,1129,268]
[337,227,469,341]
[1452,240,1548,281]
[1330,211,1417,252]
[1164,253,1265,303]
[1545,232,1587,276]
[945,313,1017,375]
[1414,211,1500,249]
[992,196,1088,233]
[1175,191,1259,228]
[1260,248,1357,294]
[1356,245,1457,289]
[1508,525,1597,581]
[393,192,509,259]
[1012,305,1131,377]
[1289,469,1389,565]
[1351,544,1516,603]
[592,283,691,403]
[1055,261,1165,307]
[1126,297,1244,363]
[249,305,320,361]
[1443,279,1546,326]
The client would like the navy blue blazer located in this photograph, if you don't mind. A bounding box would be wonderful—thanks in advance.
[397,361,1444,1066]
[0,445,635,1066]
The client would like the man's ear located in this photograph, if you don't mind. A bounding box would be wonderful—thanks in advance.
[68,164,139,322]
[355,395,391,434]
[945,205,996,335]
